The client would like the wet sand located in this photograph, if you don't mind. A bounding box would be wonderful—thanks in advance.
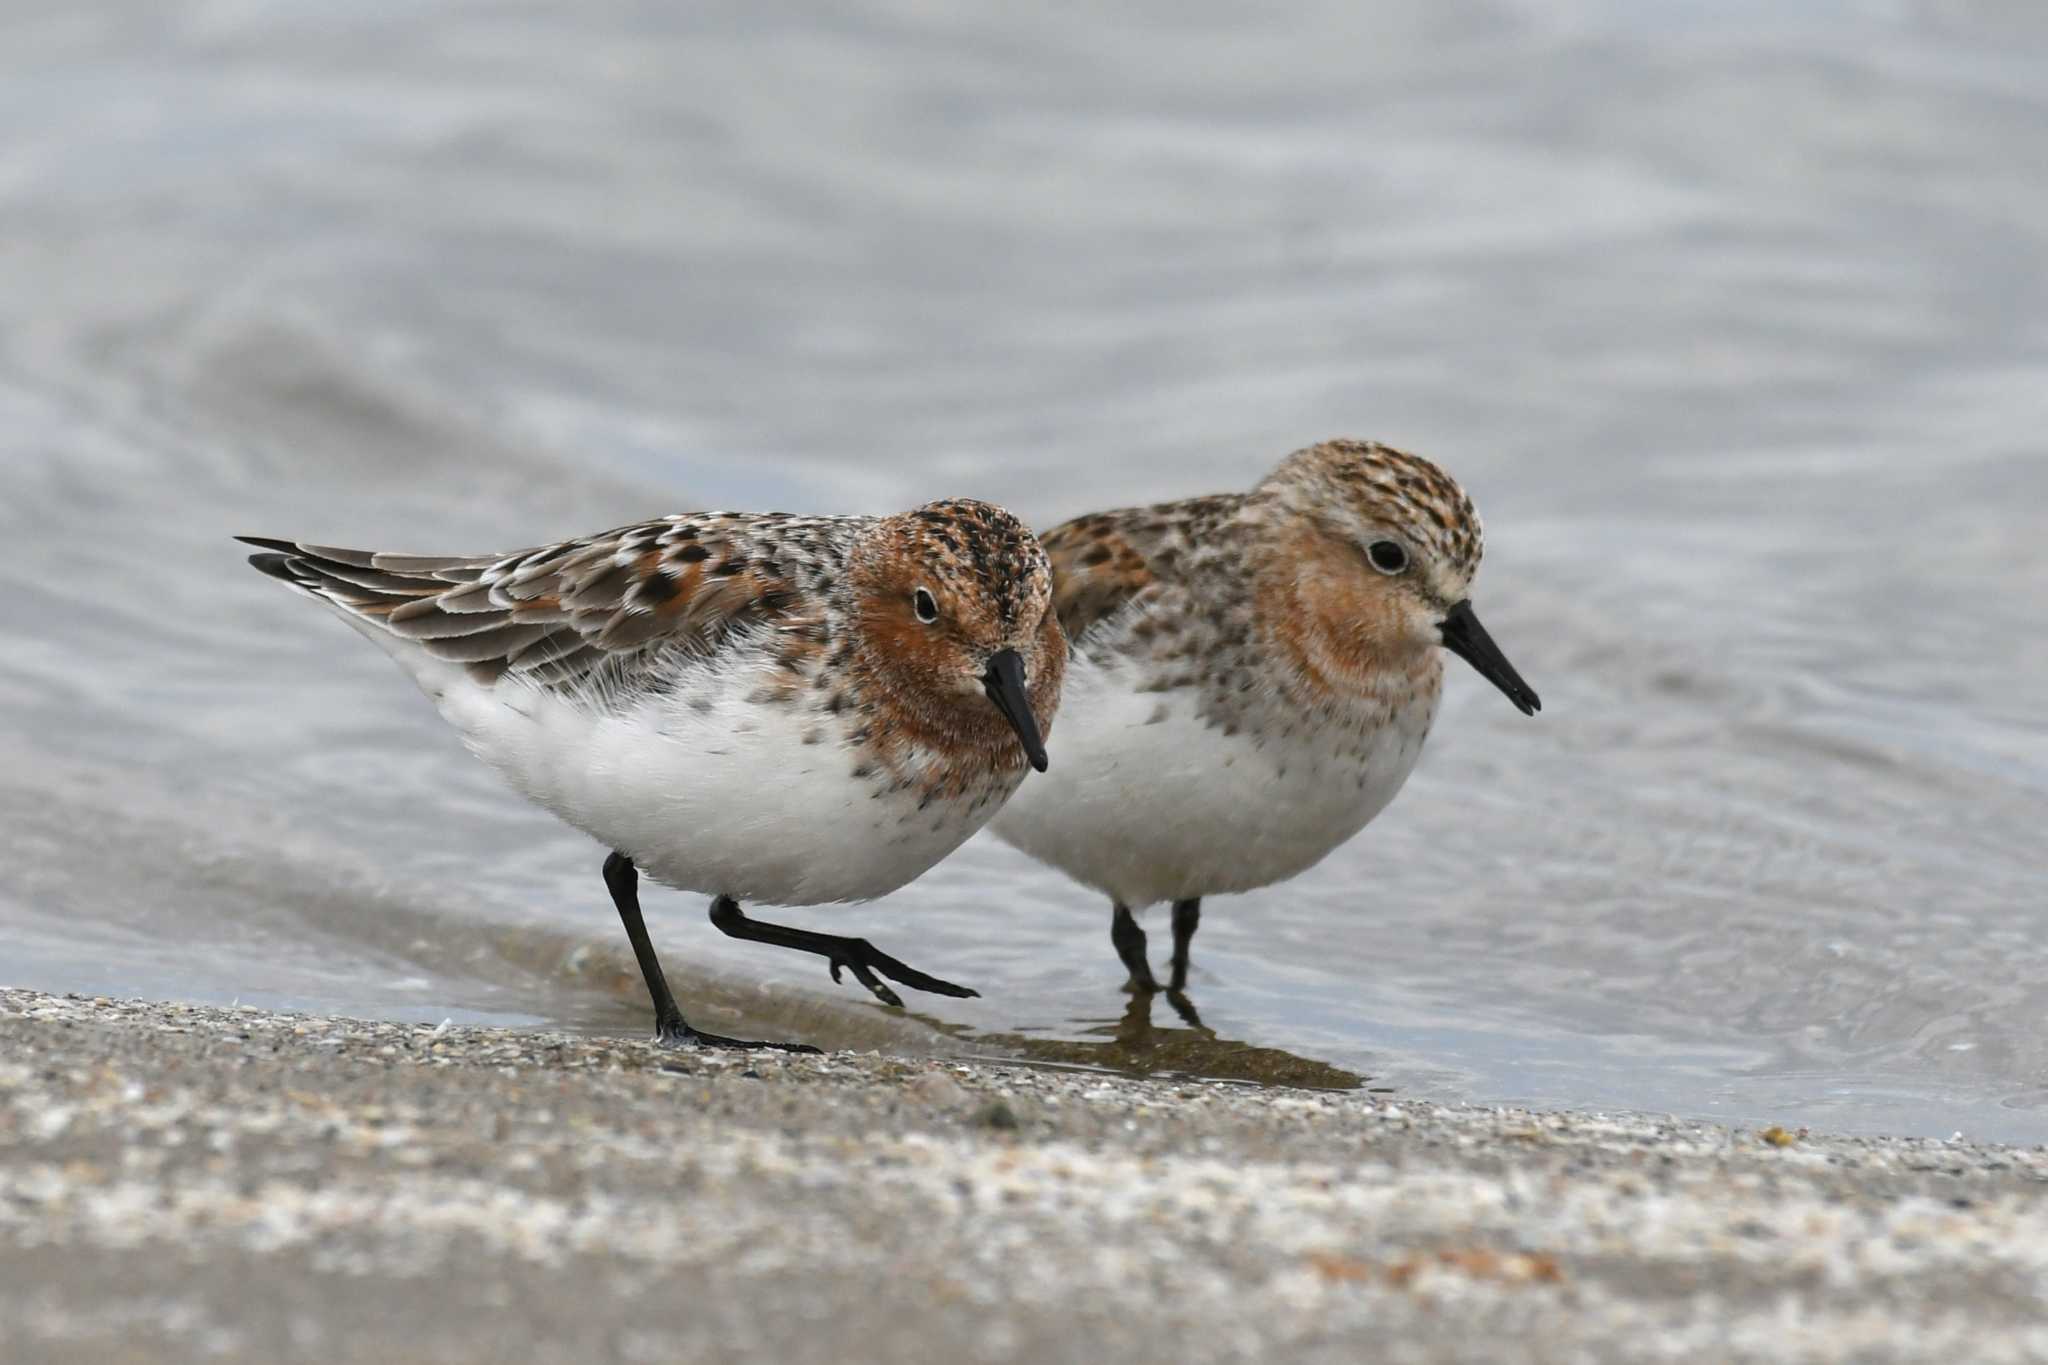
[3,987,2045,1364]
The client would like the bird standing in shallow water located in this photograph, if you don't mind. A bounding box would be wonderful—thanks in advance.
[992,439,1538,1000]
[241,498,1064,1052]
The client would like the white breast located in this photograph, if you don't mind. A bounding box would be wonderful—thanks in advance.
[421,655,1001,907]
[992,649,1438,908]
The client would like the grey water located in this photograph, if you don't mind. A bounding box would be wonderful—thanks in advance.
[3,1,2046,1140]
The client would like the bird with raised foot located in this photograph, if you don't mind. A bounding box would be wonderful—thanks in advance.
[242,498,1064,1052]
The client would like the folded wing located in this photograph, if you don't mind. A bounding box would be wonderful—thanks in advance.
[1039,494,1244,644]
[239,515,812,692]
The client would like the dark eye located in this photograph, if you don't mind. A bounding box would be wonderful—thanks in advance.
[912,588,939,623]
[1367,540,1408,575]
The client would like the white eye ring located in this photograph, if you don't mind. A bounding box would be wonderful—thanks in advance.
[1366,540,1408,575]
[912,587,940,623]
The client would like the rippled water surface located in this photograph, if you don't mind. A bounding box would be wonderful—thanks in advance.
[4,1,2046,1139]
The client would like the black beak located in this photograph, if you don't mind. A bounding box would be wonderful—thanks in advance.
[982,648,1049,772]
[1438,599,1541,717]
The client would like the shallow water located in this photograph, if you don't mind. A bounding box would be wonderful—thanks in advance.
[3,1,2046,1140]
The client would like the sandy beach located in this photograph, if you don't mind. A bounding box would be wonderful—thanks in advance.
[4,987,2046,1364]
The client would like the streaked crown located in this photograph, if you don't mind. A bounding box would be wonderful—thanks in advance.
[885,498,1054,635]
[1255,439,1484,594]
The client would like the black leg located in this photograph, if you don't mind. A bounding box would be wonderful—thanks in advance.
[1111,903,1159,993]
[707,896,978,1008]
[602,853,819,1053]
[1167,897,1201,992]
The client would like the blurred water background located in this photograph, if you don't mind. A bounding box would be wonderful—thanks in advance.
[3,0,2046,1139]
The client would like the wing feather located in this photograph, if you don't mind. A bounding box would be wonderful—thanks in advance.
[1037,494,1246,643]
[237,514,815,691]
[1038,514,1162,643]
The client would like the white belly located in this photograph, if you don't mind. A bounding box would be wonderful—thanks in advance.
[431,666,997,907]
[993,656,1437,908]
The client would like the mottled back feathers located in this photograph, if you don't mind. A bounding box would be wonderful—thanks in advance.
[241,513,856,693]
[1038,495,1242,644]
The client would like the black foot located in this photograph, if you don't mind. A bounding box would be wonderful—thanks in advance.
[708,897,978,1009]
[603,851,822,1054]
[654,1011,821,1054]
[1111,903,1160,993]
[825,941,978,1009]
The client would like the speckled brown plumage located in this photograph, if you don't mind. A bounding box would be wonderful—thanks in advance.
[995,439,1536,988]
[240,497,1064,887]
[241,496,1067,1048]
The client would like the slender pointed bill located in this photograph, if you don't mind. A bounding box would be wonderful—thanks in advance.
[1438,599,1541,716]
[982,648,1049,772]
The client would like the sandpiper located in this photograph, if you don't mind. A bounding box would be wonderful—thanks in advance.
[992,440,1538,994]
[241,498,1064,1051]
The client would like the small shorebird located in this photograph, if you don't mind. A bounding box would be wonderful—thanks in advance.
[993,439,1538,996]
[241,499,1064,1051]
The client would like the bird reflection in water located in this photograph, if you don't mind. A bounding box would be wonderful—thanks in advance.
[955,991,1371,1092]
[563,933,1371,1089]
